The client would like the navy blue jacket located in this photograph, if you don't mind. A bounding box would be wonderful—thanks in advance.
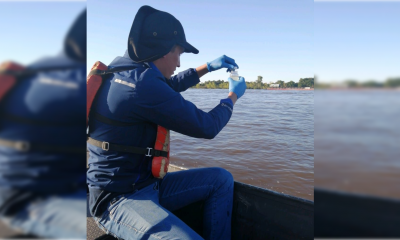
[87,51,233,216]
[0,53,86,215]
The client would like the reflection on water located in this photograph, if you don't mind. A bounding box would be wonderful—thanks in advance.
[170,89,314,200]
[315,90,400,199]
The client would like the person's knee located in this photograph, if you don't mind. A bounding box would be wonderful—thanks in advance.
[209,167,234,188]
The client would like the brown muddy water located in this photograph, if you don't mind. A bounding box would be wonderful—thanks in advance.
[315,90,400,200]
[169,89,314,201]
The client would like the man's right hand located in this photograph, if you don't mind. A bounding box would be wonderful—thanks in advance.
[228,76,246,99]
[207,55,239,72]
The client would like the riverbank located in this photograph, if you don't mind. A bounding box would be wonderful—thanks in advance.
[316,87,400,91]
[267,88,314,90]
[191,87,314,90]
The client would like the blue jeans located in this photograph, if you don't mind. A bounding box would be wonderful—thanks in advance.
[0,190,86,239]
[94,167,234,240]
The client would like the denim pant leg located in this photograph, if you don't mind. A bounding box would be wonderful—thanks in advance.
[95,183,203,240]
[159,167,234,240]
[0,190,86,239]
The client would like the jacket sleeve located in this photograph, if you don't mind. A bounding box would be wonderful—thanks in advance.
[165,68,200,92]
[134,75,233,139]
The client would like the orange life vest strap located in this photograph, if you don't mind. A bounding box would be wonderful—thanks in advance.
[0,62,25,102]
[152,126,170,178]
[87,61,108,127]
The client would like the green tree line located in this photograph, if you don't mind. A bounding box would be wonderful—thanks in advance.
[191,76,314,89]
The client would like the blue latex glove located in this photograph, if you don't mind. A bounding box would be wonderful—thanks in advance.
[207,55,239,72]
[228,76,246,99]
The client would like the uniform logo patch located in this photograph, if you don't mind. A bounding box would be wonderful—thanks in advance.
[38,77,78,89]
[115,79,136,88]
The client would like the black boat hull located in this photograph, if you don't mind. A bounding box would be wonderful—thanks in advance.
[87,181,314,240]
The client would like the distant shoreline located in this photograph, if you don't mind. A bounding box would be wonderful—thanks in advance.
[266,88,314,91]
[315,87,400,91]
[190,88,314,91]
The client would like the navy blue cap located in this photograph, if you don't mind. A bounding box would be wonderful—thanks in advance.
[64,9,86,62]
[128,5,199,63]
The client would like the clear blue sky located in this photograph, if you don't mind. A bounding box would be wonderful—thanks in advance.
[0,2,86,65]
[88,0,313,83]
[5,1,396,84]
[315,1,400,82]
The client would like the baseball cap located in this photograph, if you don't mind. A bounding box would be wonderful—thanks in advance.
[128,5,199,63]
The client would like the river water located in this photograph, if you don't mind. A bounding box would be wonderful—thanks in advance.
[315,90,400,200]
[169,89,314,201]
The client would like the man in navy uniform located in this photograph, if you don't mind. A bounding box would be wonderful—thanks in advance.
[87,5,246,240]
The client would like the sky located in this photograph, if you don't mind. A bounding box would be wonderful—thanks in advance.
[315,1,400,82]
[87,0,313,83]
[1,1,397,83]
[0,2,86,64]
